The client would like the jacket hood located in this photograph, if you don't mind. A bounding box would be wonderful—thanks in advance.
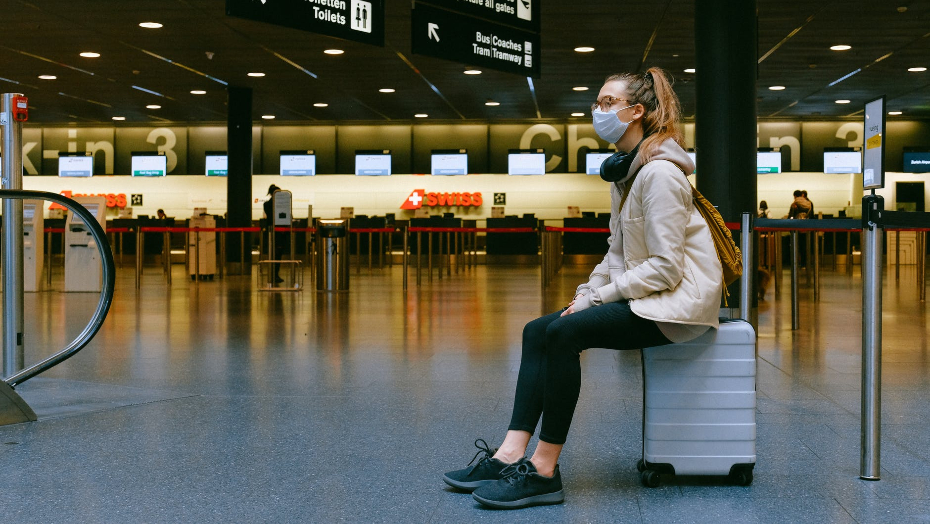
[628,138,694,177]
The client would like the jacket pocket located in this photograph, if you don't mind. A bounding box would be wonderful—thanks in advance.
[684,259,702,299]
[621,215,648,261]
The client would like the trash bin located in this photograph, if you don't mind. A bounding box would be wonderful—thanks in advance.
[316,219,349,292]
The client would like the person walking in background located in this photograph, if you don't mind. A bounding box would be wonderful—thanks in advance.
[442,67,723,510]
[788,190,812,219]
[264,184,285,284]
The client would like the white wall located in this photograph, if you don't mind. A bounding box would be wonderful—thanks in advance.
[23,171,922,220]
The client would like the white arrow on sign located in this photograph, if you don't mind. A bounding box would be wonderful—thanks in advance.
[428,23,440,42]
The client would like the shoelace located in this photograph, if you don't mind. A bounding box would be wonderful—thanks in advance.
[498,461,531,485]
[467,438,496,467]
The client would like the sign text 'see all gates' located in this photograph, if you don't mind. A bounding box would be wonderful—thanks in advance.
[48,191,128,210]
[401,189,483,210]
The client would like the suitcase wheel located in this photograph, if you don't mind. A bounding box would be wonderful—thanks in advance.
[641,469,661,488]
[636,459,646,473]
[730,469,753,486]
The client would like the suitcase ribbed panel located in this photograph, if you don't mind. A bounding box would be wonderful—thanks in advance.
[642,320,757,477]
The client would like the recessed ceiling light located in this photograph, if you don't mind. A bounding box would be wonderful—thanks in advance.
[572,86,589,91]
[324,49,344,55]
[908,67,927,72]
[888,111,903,115]
[79,52,100,58]
[571,112,585,117]
[112,116,126,121]
[485,101,500,106]
[768,85,786,91]
[574,47,595,53]
[262,115,275,120]
[830,45,851,51]
[684,68,696,73]
[313,103,328,108]
[146,105,161,109]
[247,72,265,77]
[414,113,428,118]
[139,22,163,29]
[191,90,207,95]
[464,69,482,75]
[835,99,851,104]
[38,75,56,80]
[379,88,395,93]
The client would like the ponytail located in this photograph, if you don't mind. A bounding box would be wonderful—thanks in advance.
[604,67,684,161]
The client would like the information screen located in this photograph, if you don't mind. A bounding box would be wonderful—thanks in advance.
[757,152,782,174]
[431,153,468,175]
[585,152,614,175]
[355,154,392,176]
[71,204,99,226]
[508,153,546,175]
[59,155,93,177]
[903,150,930,173]
[823,151,862,174]
[205,154,228,176]
[280,153,316,176]
[131,154,167,177]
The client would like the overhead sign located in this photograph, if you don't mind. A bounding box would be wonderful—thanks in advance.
[226,0,385,46]
[432,0,540,33]
[863,96,885,190]
[412,3,540,78]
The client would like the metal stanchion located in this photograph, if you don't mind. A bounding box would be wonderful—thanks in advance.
[368,232,373,272]
[403,226,408,290]
[46,229,53,287]
[739,213,753,322]
[920,231,927,303]
[219,231,226,280]
[895,230,900,283]
[832,231,838,271]
[194,228,201,283]
[165,230,172,285]
[774,232,782,298]
[416,231,422,286]
[813,232,821,302]
[240,231,246,276]
[135,229,143,289]
[791,230,799,330]
[860,194,883,481]
[355,231,361,275]
[428,232,433,282]
[847,232,853,274]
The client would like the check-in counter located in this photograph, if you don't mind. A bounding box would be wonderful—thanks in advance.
[485,216,538,257]
[562,216,610,255]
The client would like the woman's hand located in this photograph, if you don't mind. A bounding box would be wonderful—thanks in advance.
[561,293,584,316]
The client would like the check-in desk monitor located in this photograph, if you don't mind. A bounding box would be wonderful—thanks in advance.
[64,196,106,292]
[903,148,930,173]
[431,150,468,175]
[585,150,614,175]
[823,148,862,174]
[757,150,782,174]
[59,153,93,177]
[132,152,168,176]
[280,150,316,176]
[508,149,546,175]
[205,151,228,176]
[23,200,45,292]
[356,150,392,176]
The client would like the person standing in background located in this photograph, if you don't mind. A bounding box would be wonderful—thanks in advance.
[264,185,285,283]
[788,190,811,219]
[758,200,770,219]
[801,190,814,217]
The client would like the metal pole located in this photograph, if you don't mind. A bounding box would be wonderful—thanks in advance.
[895,230,900,283]
[1,93,25,376]
[46,229,53,287]
[402,226,408,290]
[813,232,820,302]
[416,231,422,286]
[739,213,753,322]
[136,230,142,289]
[920,231,926,303]
[774,232,782,298]
[860,194,883,481]
[428,232,433,282]
[791,230,799,330]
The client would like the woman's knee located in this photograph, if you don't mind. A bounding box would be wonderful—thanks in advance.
[544,318,583,356]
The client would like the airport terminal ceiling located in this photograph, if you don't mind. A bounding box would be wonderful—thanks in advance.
[1,0,928,124]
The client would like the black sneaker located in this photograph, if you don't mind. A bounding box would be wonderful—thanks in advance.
[442,439,513,492]
[472,458,564,509]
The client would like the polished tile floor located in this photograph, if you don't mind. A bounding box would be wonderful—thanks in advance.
[3,261,929,522]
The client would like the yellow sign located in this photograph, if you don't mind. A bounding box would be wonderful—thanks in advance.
[866,134,882,150]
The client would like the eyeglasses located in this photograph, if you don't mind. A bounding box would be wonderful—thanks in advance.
[591,95,632,112]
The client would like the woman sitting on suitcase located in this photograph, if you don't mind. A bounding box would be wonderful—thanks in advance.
[442,67,723,509]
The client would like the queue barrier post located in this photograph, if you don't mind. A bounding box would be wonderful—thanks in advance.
[402,226,409,291]
[919,231,927,302]
[790,230,799,330]
[860,194,884,481]
[739,213,753,322]
[895,230,900,283]
[813,231,821,302]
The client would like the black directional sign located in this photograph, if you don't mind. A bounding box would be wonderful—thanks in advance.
[226,0,385,47]
[412,3,541,78]
[430,0,540,33]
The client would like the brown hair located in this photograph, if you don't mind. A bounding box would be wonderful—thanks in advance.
[604,67,684,161]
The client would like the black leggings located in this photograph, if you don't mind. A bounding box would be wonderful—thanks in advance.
[507,301,672,445]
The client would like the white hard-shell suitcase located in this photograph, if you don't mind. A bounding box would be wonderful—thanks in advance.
[638,318,756,487]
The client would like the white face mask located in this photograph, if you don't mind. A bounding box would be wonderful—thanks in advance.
[591,105,634,144]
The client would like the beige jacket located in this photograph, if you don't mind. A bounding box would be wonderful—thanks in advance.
[574,139,722,335]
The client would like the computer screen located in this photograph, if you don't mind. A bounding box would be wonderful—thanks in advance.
[823,150,862,174]
[757,152,782,174]
[131,153,168,177]
[205,152,228,176]
[59,155,93,177]
[355,151,392,176]
[903,149,930,173]
[585,151,614,175]
[431,151,468,175]
[280,151,316,176]
[508,152,546,175]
